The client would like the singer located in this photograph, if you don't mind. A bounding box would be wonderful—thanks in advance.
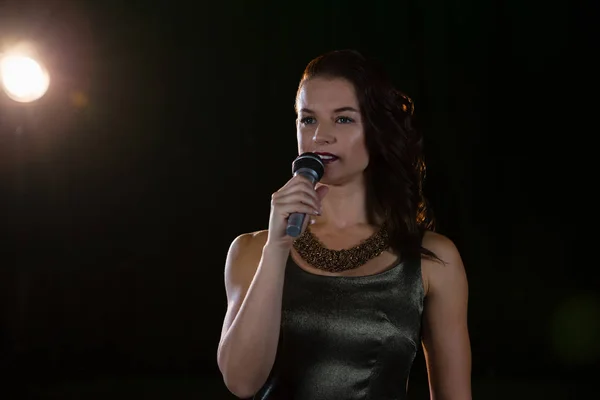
[217,50,471,400]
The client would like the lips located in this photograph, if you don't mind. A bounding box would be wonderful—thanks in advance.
[315,152,339,164]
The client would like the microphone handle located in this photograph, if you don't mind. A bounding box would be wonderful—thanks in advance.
[286,171,317,237]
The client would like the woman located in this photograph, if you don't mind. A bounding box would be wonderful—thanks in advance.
[217,50,471,399]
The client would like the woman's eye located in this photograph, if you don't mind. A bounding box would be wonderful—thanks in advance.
[300,117,316,125]
[336,116,354,124]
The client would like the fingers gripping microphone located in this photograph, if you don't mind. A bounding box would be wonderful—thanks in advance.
[286,152,325,237]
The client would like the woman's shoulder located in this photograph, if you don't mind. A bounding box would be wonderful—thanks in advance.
[420,230,466,296]
[232,229,269,247]
[228,230,269,263]
[223,230,270,290]
[422,230,459,258]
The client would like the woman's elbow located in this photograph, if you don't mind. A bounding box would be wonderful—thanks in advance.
[222,376,259,399]
[217,351,264,398]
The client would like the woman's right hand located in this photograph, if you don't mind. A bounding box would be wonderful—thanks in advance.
[266,175,329,250]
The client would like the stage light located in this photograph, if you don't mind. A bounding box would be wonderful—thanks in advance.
[1,53,50,103]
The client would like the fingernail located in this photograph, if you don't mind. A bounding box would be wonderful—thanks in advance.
[313,210,320,215]
[310,219,316,225]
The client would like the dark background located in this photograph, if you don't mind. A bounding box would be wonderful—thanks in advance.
[0,0,596,399]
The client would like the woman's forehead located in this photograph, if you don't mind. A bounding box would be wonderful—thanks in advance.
[297,77,359,111]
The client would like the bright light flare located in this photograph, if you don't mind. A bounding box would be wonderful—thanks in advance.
[0,54,50,103]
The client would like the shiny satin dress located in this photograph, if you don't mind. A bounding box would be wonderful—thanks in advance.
[254,253,424,400]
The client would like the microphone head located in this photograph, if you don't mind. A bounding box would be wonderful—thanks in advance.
[292,152,325,182]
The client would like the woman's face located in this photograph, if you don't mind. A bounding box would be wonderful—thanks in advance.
[296,77,369,185]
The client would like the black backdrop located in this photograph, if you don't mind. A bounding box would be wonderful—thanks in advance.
[0,0,595,399]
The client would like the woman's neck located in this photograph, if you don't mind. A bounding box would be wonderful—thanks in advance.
[317,179,370,230]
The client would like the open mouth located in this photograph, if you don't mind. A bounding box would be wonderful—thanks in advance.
[315,152,339,165]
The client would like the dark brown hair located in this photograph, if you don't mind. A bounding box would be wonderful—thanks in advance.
[297,49,437,261]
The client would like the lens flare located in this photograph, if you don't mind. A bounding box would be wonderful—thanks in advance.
[1,54,50,102]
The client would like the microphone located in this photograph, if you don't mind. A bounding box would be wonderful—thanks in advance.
[286,152,325,237]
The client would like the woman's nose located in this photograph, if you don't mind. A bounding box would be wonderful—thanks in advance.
[312,123,335,144]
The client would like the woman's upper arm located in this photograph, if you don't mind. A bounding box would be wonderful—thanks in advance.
[219,231,266,342]
[421,232,472,400]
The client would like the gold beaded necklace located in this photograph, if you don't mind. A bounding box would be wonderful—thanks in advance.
[292,224,390,273]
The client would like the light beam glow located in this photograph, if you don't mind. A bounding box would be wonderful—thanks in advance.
[0,54,50,103]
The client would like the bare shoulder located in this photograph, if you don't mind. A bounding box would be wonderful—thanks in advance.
[225,230,269,280]
[422,230,461,263]
[224,230,269,294]
[421,230,467,296]
[227,230,269,260]
[219,230,269,340]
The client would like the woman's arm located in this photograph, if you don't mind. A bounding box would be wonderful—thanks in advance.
[421,232,472,400]
[217,231,289,398]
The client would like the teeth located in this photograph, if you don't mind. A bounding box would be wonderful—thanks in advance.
[319,155,336,160]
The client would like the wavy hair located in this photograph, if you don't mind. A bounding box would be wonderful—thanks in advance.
[297,49,437,261]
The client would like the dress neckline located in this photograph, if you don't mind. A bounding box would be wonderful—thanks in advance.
[287,253,404,281]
